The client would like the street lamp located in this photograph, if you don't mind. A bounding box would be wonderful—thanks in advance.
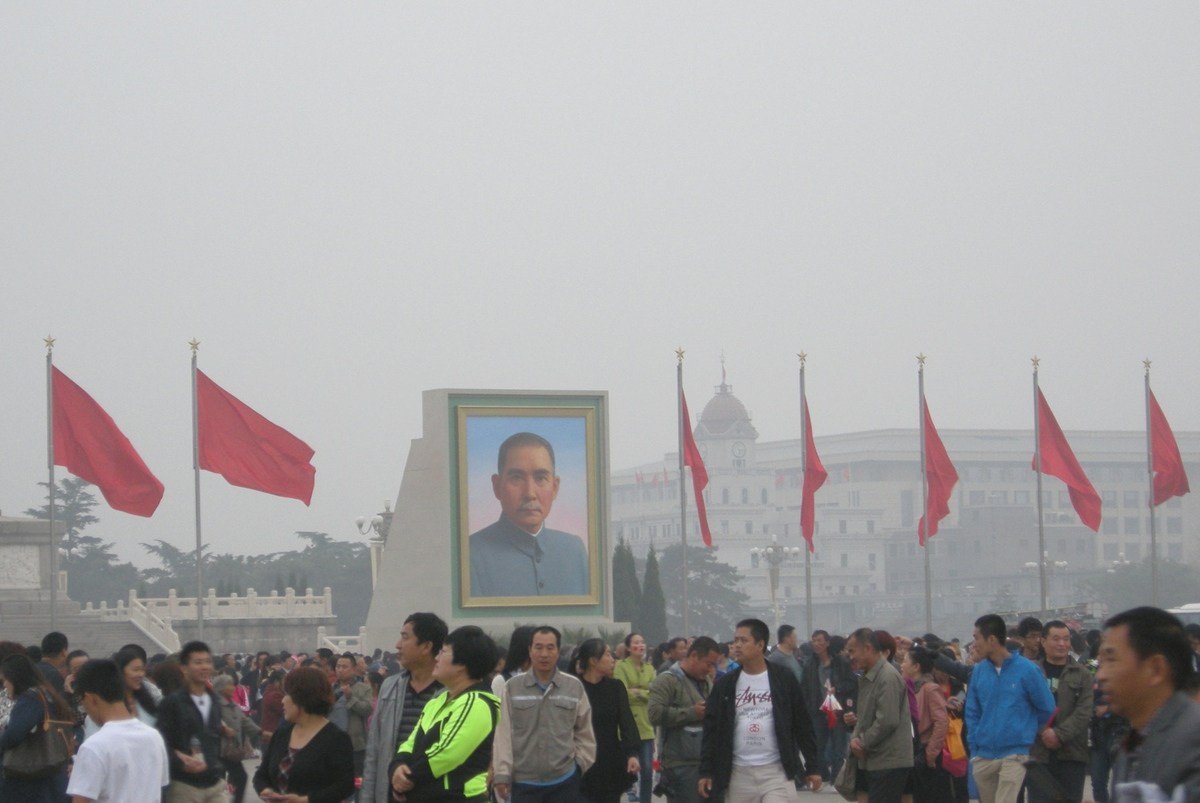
[750,534,802,632]
[1023,552,1069,611]
[355,501,393,589]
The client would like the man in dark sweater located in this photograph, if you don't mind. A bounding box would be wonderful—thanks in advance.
[156,640,229,803]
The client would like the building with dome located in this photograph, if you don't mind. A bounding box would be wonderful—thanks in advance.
[610,371,1200,636]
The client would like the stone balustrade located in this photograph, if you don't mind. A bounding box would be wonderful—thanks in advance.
[121,587,335,620]
[318,625,367,654]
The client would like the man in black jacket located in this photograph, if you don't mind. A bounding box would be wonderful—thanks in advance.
[801,629,856,784]
[156,640,229,803]
[699,619,822,803]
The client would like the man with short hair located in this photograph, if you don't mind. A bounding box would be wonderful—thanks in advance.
[1027,621,1091,803]
[659,637,688,674]
[766,625,803,687]
[1097,606,1200,801]
[801,629,855,784]
[332,651,374,795]
[468,432,589,598]
[68,658,170,802]
[965,614,1056,803]
[362,612,448,803]
[37,630,69,694]
[1017,617,1044,662]
[156,640,228,803]
[847,628,913,803]
[699,618,821,803]
[649,636,722,803]
[493,626,596,803]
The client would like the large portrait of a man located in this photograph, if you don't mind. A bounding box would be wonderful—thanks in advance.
[456,404,601,607]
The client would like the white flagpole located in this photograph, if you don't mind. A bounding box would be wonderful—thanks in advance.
[190,340,204,638]
[45,337,58,631]
[1144,359,1159,606]
[919,354,932,632]
[798,352,813,637]
[1032,356,1047,614]
[675,348,689,638]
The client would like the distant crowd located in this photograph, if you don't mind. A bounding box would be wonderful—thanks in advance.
[0,605,1197,803]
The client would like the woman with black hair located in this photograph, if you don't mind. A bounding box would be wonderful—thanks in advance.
[82,647,159,740]
[0,653,73,800]
[490,625,535,697]
[572,639,640,803]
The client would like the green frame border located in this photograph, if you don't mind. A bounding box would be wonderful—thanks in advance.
[448,391,609,618]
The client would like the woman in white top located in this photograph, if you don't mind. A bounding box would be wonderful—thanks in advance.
[83,646,158,739]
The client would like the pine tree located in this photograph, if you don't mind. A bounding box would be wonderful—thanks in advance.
[657,543,750,640]
[612,538,642,627]
[640,546,668,644]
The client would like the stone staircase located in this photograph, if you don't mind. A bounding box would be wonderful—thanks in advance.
[0,600,170,657]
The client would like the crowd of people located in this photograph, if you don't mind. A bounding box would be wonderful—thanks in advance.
[0,606,1196,803]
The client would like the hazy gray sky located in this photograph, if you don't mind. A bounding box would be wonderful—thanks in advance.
[3,4,1197,567]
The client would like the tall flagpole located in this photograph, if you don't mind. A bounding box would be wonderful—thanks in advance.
[1144,359,1159,606]
[675,348,689,637]
[45,337,58,631]
[918,354,932,632]
[190,339,204,638]
[798,352,813,637]
[1032,356,1048,614]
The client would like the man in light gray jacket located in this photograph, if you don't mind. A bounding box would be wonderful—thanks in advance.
[361,612,447,803]
[847,628,912,803]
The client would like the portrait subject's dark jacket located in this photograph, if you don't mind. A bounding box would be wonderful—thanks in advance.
[699,663,820,794]
[468,516,588,597]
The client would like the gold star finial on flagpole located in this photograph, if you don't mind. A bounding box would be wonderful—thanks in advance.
[1031,354,1040,370]
[797,351,807,367]
[675,347,685,364]
[189,338,201,355]
[916,353,927,367]
[1143,357,1152,375]
[43,335,55,353]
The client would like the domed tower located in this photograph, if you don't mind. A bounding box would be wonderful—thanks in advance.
[694,360,758,470]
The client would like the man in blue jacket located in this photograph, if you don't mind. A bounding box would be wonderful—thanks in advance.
[965,614,1056,803]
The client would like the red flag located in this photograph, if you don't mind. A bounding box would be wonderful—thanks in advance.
[801,397,827,552]
[1149,390,1190,506]
[197,370,316,504]
[51,367,164,517]
[680,391,713,547]
[1032,388,1101,531]
[918,396,958,545]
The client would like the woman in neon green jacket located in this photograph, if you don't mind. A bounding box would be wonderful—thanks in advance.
[613,633,656,802]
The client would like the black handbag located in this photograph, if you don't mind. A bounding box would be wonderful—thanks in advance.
[2,690,75,780]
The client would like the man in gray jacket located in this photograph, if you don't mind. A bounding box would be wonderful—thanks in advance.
[493,626,596,803]
[1097,607,1200,803]
[648,637,721,803]
[847,628,912,803]
[361,612,447,803]
[1027,621,1092,803]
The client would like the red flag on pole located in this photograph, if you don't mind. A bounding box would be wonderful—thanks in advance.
[1149,390,1190,506]
[1032,388,1101,531]
[918,397,958,545]
[680,391,713,547]
[197,370,316,504]
[801,398,827,552]
[51,367,164,517]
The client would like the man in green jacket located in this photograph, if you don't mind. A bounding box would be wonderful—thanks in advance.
[1027,621,1092,803]
[333,651,376,790]
[847,628,912,803]
[648,637,721,803]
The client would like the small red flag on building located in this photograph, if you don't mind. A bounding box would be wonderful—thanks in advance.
[51,367,164,517]
[196,370,316,505]
[680,391,713,547]
[801,397,827,552]
[918,397,958,545]
[1148,389,1190,506]
[1033,388,1101,531]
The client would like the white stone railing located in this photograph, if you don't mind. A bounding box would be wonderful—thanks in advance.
[317,626,367,654]
[132,587,335,620]
[80,593,182,653]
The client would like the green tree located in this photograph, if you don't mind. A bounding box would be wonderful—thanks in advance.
[612,537,641,627]
[25,477,100,544]
[656,543,749,640]
[989,584,1018,615]
[1079,559,1200,614]
[639,546,668,644]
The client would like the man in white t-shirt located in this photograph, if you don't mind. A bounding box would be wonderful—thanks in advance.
[699,618,822,803]
[68,658,170,803]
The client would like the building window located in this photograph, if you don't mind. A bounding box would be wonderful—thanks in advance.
[868,553,876,570]
[1125,544,1142,561]
[850,490,861,507]
[969,491,985,506]
[763,524,769,534]
[722,488,730,505]
[840,553,848,567]
[901,491,914,528]
[761,489,769,504]
[1014,490,1031,505]
[1102,517,1117,535]
[1124,516,1140,535]
[741,488,749,504]
[721,521,729,534]
[1102,543,1118,561]
[1123,491,1140,508]
[1058,491,1071,509]
[1168,543,1183,561]
[838,520,847,534]
[1102,490,1117,507]
[1167,517,1183,534]
[745,521,753,534]
[867,520,875,534]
